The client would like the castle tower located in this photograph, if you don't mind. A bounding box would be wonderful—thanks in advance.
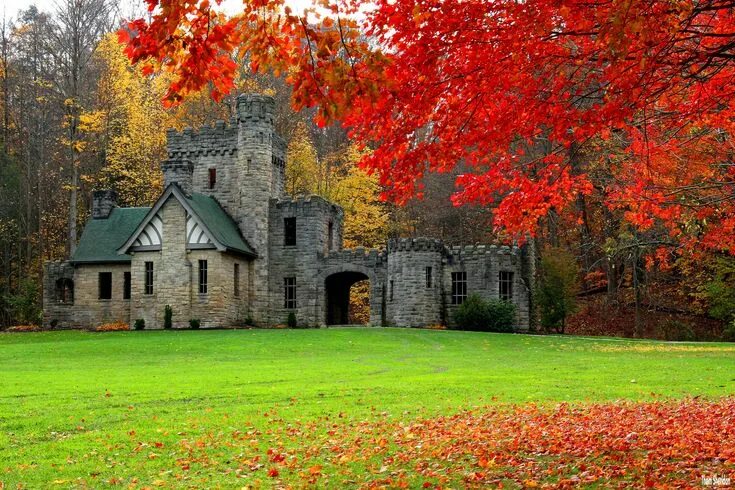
[235,94,284,321]
[386,238,445,327]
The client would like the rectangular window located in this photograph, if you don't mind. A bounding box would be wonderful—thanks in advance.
[284,277,296,309]
[451,271,467,305]
[144,261,154,295]
[208,168,217,189]
[198,260,208,294]
[390,280,394,301]
[284,217,296,246]
[328,221,334,251]
[123,272,131,299]
[426,266,433,288]
[98,272,112,300]
[234,263,240,297]
[499,271,514,301]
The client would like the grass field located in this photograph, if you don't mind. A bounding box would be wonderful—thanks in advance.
[1,328,734,487]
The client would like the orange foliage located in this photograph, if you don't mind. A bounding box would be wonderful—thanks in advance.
[95,322,131,332]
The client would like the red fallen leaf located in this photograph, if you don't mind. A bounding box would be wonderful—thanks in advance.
[268,467,279,478]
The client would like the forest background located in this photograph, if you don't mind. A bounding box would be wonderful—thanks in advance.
[0,0,733,339]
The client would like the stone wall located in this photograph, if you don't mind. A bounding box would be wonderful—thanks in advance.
[72,263,131,327]
[128,197,251,329]
[443,245,531,330]
[43,261,75,327]
[130,197,191,328]
[268,195,345,326]
[385,238,444,327]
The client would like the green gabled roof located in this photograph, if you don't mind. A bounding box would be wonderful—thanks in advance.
[115,184,257,258]
[72,207,150,263]
[186,193,256,256]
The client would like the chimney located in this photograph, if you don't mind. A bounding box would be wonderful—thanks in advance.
[92,190,118,219]
[161,159,194,196]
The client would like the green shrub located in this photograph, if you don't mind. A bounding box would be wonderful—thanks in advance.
[658,320,696,341]
[5,279,41,326]
[485,300,517,333]
[723,321,735,342]
[452,294,516,332]
[164,305,173,329]
[133,318,145,330]
[287,311,297,328]
[190,319,201,329]
[536,248,579,334]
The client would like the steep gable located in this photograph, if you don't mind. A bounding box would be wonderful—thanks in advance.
[118,184,256,257]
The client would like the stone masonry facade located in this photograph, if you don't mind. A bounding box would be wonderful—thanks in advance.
[43,93,533,330]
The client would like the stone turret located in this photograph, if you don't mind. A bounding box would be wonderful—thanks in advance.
[386,238,445,327]
[92,190,118,219]
[236,94,279,321]
[161,159,194,196]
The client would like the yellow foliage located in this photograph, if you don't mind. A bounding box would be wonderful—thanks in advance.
[286,121,320,196]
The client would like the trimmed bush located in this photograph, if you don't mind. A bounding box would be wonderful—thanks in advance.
[164,305,173,329]
[287,311,297,328]
[190,319,201,329]
[452,294,516,332]
[485,300,517,332]
[133,319,145,330]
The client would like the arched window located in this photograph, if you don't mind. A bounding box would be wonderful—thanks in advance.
[55,278,74,304]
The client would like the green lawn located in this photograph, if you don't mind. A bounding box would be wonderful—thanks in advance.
[1,328,733,487]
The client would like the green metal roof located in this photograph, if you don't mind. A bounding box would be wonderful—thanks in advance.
[72,207,150,263]
[185,193,256,256]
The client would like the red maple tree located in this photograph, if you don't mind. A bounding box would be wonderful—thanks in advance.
[119,0,735,254]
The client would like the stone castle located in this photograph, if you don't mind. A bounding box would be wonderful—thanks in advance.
[43,94,532,329]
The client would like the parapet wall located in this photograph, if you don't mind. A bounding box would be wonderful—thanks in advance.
[388,237,445,253]
[272,195,345,219]
[166,120,239,158]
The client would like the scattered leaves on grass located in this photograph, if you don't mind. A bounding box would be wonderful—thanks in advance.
[121,398,735,488]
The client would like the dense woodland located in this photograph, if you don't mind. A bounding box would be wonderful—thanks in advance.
[0,0,733,339]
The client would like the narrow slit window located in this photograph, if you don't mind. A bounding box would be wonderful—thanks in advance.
[208,168,217,189]
[284,277,296,309]
[199,260,208,294]
[499,271,514,301]
[328,221,334,251]
[451,271,467,305]
[284,217,296,246]
[234,263,240,297]
[144,261,154,295]
[123,272,131,299]
[426,266,433,288]
[98,272,112,300]
[390,280,394,302]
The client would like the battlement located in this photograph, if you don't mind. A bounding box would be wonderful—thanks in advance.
[271,195,344,218]
[447,244,518,257]
[322,247,387,265]
[388,237,445,253]
[237,94,275,124]
[166,120,239,157]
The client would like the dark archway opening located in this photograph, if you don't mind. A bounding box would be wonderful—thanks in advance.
[325,271,370,325]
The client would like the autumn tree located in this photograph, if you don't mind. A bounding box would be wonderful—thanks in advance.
[47,0,114,255]
[119,0,735,259]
